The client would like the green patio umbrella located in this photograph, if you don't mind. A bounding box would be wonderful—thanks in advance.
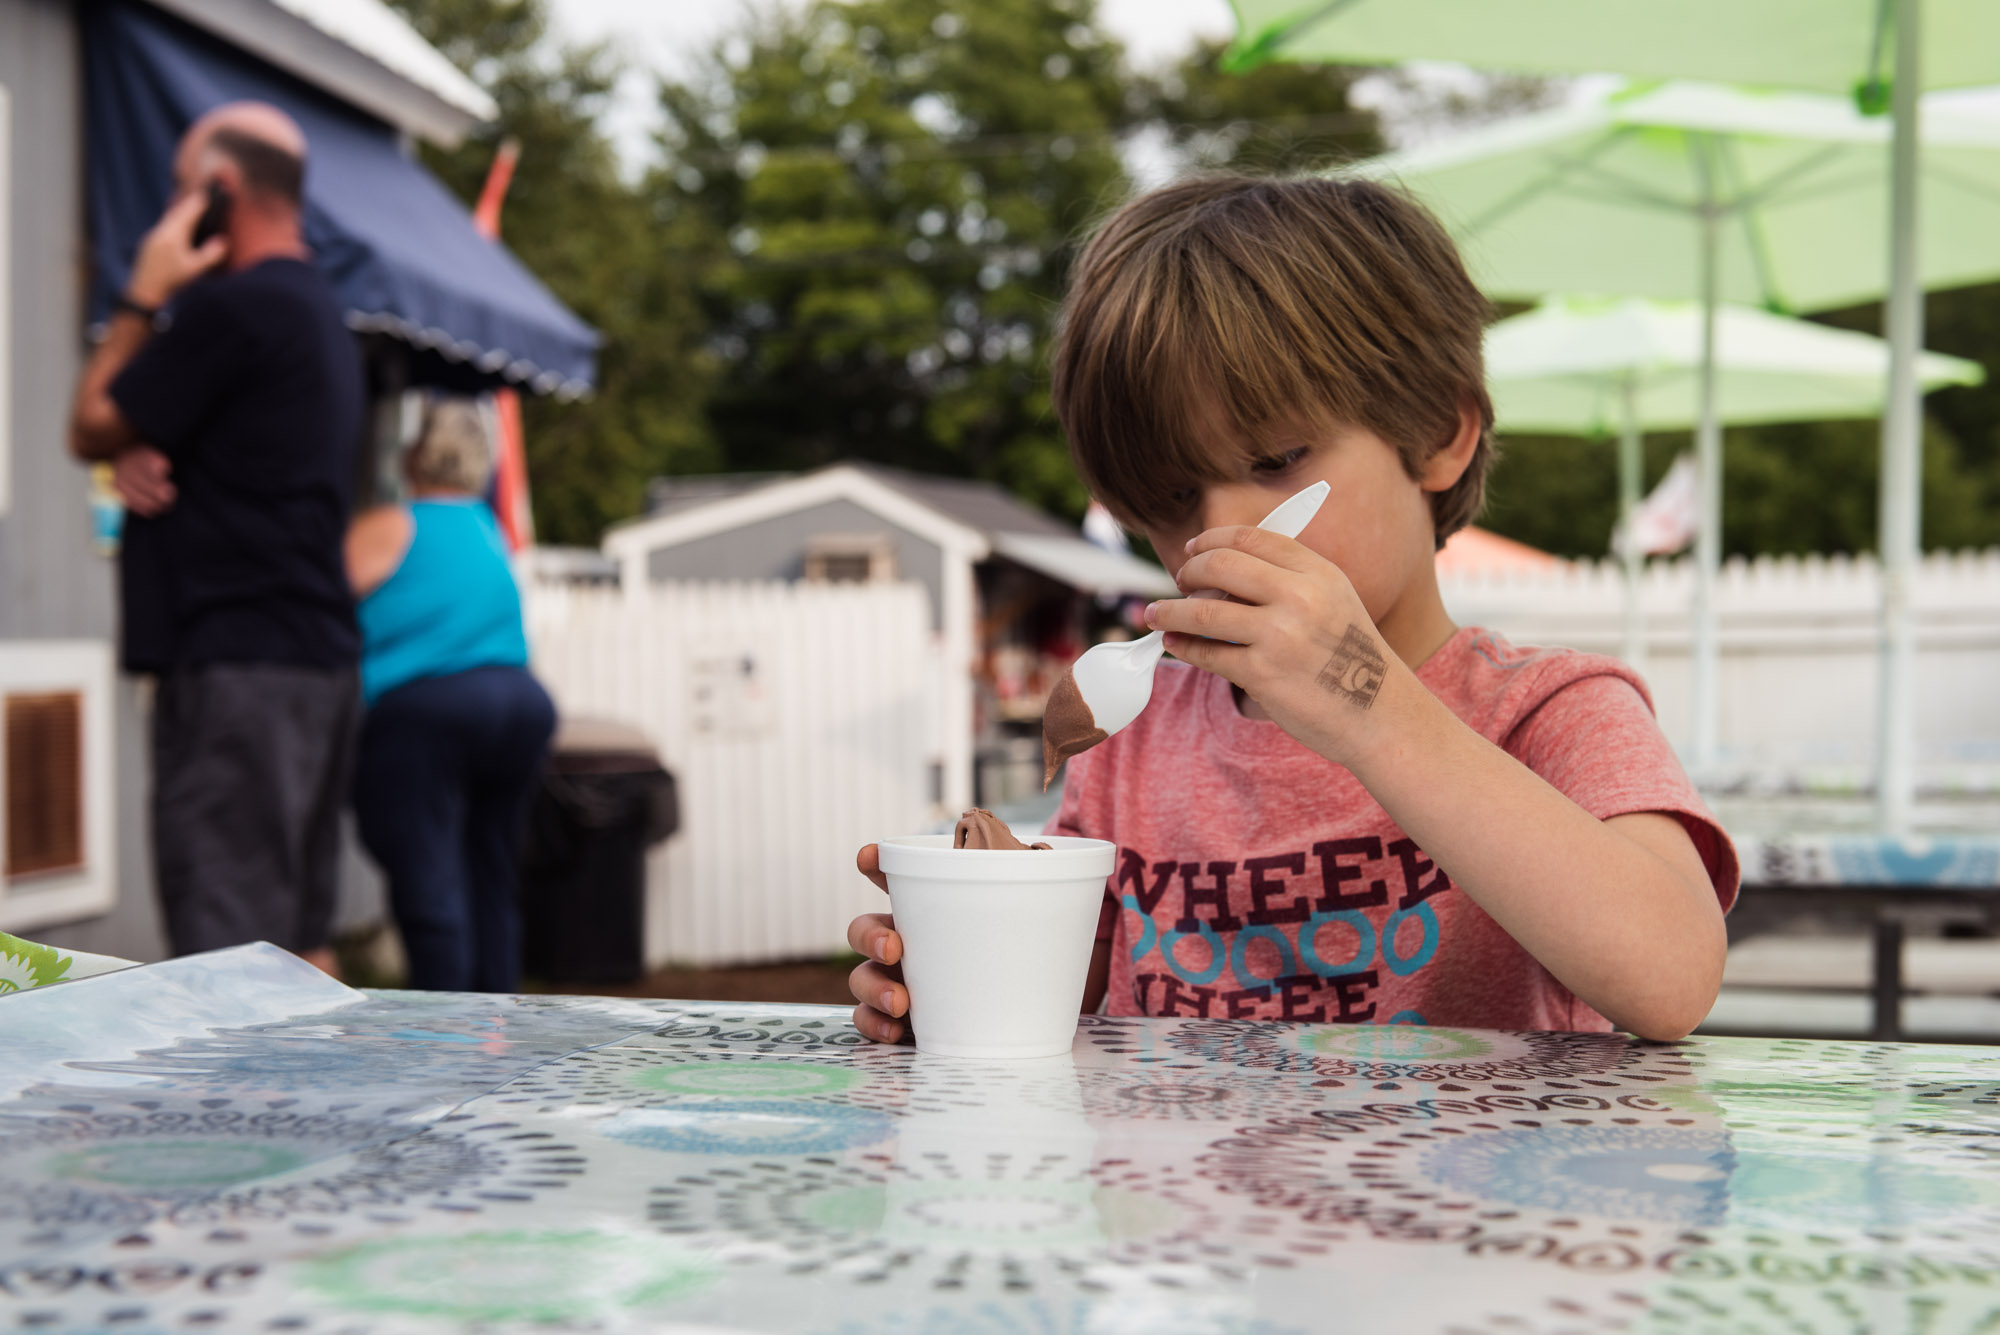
[1226,0,2000,830]
[1224,1,2000,94]
[1355,83,2000,312]
[1487,295,1982,671]
[1348,79,2000,797]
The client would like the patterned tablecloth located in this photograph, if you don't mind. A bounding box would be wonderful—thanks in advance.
[5,945,2000,1334]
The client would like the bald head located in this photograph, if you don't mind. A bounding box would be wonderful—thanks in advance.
[177,102,308,209]
[187,102,307,159]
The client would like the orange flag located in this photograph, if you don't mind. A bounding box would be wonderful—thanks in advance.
[472,139,533,553]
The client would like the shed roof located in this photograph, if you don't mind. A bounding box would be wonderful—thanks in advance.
[620,463,1175,598]
[644,463,1076,542]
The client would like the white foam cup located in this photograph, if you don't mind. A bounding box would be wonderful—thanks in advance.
[877,834,1117,1059]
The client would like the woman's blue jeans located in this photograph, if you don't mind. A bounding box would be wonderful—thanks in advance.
[353,665,556,991]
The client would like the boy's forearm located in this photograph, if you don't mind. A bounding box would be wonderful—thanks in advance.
[1340,668,1726,1040]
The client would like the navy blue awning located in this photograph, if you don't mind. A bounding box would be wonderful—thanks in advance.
[82,0,598,397]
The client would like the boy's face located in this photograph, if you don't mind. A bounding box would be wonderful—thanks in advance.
[1137,419,1442,627]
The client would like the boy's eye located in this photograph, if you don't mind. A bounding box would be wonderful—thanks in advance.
[1251,447,1310,474]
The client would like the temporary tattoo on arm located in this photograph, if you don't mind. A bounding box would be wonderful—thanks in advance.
[1315,625,1387,709]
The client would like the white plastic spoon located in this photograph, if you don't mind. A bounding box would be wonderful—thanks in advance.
[1041,480,1330,786]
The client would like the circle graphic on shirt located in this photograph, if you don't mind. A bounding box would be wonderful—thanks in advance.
[305,1230,715,1322]
[599,1100,896,1156]
[1160,1019,1641,1084]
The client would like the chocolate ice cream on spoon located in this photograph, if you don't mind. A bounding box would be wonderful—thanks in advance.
[1040,481,1329,788]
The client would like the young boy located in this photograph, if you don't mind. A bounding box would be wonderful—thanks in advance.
[847,174,1737,1043]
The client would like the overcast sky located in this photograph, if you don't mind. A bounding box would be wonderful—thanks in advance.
[547,0,1239,167]
[551,0,1237,74]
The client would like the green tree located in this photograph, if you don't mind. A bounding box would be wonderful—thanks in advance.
[654,0,1137,516]
[386,0,718,544]
[1829,284,2000,549]
[1484,412,1999,562]
[1483,285,2000,560]
[1139,37,1382,176]
[387,1,2000,561]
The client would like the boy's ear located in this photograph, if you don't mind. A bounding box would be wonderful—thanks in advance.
[1418,397,1483,494]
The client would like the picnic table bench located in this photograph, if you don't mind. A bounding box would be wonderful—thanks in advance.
[1732,831,2000,1040]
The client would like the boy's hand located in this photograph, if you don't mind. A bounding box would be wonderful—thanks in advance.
[846,844,911,1044]
[1147,526,1404,767]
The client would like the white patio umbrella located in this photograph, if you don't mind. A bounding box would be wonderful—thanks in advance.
[1226,0,2000,830]
[1348,80,2000,795]
[1487,295,1983,670]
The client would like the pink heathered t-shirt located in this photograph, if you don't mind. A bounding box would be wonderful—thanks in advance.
[1047,627,1739,1032]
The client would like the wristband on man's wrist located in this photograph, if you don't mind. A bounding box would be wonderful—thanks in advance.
[113,292,161,322]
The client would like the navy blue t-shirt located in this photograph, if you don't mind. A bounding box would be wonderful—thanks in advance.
[110,258,364,672]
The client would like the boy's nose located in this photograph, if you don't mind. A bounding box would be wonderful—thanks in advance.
[1195,484,1271,534]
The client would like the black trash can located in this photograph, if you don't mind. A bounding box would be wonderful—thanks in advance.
[520,719,679,985]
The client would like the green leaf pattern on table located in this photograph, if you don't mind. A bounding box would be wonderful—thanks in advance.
[0,932,74,993]
[0,932,136,995]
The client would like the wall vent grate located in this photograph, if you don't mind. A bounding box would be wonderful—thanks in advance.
[5,691,85,879]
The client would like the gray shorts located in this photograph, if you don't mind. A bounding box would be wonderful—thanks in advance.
[152,663,360,956]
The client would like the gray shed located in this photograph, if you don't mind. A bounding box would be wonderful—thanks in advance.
[603,463,1174,807]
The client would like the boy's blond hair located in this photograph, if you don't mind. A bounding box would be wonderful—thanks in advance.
[1051,174,1495,548]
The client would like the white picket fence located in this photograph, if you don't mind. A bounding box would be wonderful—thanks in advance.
[527,580,939,967]
[1441,548,2000,777]
[521,554,2000,967]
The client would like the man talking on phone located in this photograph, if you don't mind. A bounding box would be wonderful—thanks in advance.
[69,102,364,974]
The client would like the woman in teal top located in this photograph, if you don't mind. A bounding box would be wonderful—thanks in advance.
[345,397,555,992]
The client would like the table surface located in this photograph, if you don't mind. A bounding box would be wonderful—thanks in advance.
[5,944,2000,1334]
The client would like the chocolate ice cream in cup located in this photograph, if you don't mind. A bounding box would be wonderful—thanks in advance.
[953,807,1052,850]
[877,827,1115,1059]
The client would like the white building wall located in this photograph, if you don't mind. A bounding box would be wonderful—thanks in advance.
[527,579,938,967]
[0,0,163,962]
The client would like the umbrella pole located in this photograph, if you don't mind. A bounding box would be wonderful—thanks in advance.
[1618,376,1646,675]
[1877,0,1924,834]
[1690,161,1723,773]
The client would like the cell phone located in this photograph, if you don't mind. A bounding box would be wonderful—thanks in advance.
[191,180,233,247]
